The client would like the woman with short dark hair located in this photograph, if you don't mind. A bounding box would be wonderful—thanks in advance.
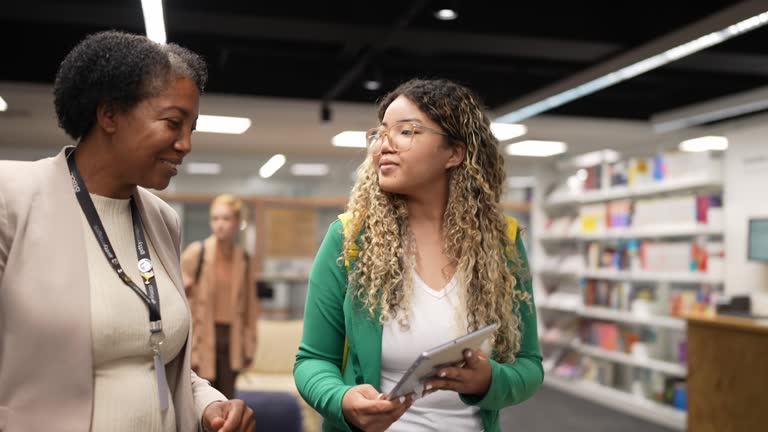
[0,30,254,432]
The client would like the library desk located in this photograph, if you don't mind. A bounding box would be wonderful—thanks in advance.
[686,314,768,432]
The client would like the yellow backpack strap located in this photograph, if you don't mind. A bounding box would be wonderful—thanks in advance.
[338,212,359,269]
[504,215,518,243]
[337,213,353,374]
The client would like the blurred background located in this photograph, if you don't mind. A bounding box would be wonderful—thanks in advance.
[3,1,768,431]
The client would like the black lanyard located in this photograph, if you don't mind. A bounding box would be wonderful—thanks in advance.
[66,148,162,331]
[66,148,170,411]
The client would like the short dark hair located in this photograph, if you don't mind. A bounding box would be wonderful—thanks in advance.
[53,30,208,141]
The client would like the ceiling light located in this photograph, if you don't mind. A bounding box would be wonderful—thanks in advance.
[196,115,252,134]
[363,68,383,91]
[332,131,367,148]
[490,123,527,141]
[506,140,567,157]
[141,0,166,44]
[679,136,728,152]
[0,96,7,112]
[185,162,221,175]
[434,8,458,20]
[506,176,536,188]
[290,163,330,176]
[259,154,286,178]
[363,80,382,91]
[496,10,768,123]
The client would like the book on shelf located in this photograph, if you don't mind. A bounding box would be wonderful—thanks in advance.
[581,238,725,276]
[542,191,724,238]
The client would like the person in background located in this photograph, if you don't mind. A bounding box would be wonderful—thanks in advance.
[0,30,254,432]
[293,78,543,432]
[181,194,259,400]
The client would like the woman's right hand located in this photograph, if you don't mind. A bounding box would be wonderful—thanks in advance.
[341,384,414,432]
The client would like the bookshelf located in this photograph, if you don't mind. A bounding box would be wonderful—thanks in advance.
[536,268,724,284]
[544,376,687,431]
[541,338,687,376]
[539,223,723,242]
[580,306,685,330]
[576,344,687,377]
[538,302,685,330]
[545,174,723,208]
[533,150,725,430]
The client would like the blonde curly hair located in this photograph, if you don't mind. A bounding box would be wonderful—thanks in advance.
[342,79,530,362]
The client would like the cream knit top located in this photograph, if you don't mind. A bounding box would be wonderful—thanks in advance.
[81,194,190,432]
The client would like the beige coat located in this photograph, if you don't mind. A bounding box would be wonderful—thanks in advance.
[0,148,225,432]
[181,236,259,381]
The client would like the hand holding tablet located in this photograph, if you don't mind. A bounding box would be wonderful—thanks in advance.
[385,323,498,400]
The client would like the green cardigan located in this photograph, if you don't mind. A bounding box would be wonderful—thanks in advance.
[293,219,544,431]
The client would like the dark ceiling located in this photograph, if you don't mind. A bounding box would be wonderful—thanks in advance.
[2,1,767,121]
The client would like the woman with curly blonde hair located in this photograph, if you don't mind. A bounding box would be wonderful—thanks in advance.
[294,78,543,432]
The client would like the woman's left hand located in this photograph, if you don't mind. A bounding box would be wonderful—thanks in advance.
[202,399,255,432]
[422,349,492,397]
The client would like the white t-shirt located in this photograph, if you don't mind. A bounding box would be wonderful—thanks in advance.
[380,273,484,432]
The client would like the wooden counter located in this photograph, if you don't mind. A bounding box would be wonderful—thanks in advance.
[686,313,768,432]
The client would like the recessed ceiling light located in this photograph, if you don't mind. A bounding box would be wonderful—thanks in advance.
[506,140,567,157]
[679,136,729,152]
[196,115,252,134]
[332,131,367,148]
[291,163,330,176]
[185,162,221,175]
[363,80,382,91]
[259,154,286,178]
[141,0,166,44]
[490,123,527,141]
[434,9,458,20]
[0,96,7,112]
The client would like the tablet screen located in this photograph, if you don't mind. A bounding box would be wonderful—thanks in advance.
[385,322,499,399]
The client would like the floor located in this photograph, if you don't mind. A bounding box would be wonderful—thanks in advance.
[499,386,677,432]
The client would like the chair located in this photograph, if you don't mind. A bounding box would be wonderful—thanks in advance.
[236,319,321,432]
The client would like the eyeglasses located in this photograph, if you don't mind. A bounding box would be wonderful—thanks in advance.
[365,122,452,155]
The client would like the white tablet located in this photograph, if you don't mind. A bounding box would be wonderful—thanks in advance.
[385,322,499,400]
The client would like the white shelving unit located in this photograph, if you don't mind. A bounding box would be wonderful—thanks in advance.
[543,375,687,430]
[533,157,724,429]
[540,223,723,241]
[536,268,724,284]
[581,269,723,284]
[580,306,685,330]
[537,300,582,314]
[541,338,687,376]
[577,344,687,377]
[545,174,722,207]
[538,302,685,330]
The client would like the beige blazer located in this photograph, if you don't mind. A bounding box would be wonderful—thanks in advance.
[0,147,225,432]
[181,237,259,381]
